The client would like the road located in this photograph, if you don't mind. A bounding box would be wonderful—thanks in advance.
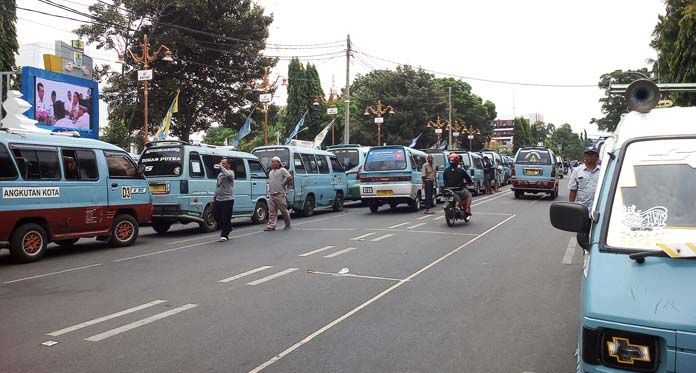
[0,180,582,373]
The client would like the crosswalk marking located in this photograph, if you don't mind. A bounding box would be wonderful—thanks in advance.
[351,233,376,240]
[218,266,272,283]
[84,304,198,342]
[324,248,356,258]
[406,223,427,229]
[47,300,167,337]
[388,222,411,228]
[299,246,335,257]
[246,268,299,286]
[371,234,394,242]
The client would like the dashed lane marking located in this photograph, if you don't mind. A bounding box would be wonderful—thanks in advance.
[246,268,298,286]
[298,246,335,257]
[406,223,427,230]
[307,270,404,282]
[388,222,411,229]
[351,233,376,241]
[562,237,577,264]
[370,234,394,242]
[218,266,273,283]
[3,263,103,285]
[369,228,477,237]
[417,215,434,220]
[324,248,357,258]
[84,304,198,342]
[433,216,445,221]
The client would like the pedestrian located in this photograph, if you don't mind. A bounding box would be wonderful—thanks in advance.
[214,158,235,242]
[569,146,601,250]
[421,154,436,214]
[265,156,293,231]
[494,163,502,192]
[483,156,493,194]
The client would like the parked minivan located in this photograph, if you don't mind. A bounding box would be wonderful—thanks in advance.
[510,146,559,199]
[0,130,152,262]
[139,141,269,234]
[550,82,696,373]
[326,144,370,201]
[358,146,430,213]
[451,150,485,196]
[252,144,347,216]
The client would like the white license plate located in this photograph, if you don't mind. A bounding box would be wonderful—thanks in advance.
[363,187,373,193]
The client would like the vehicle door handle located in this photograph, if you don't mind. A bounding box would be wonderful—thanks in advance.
[111,183,118,188]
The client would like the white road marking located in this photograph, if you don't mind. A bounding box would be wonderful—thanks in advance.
[47,300,167,337]
[218,266,273,283]
[3,263,102,284]
[406,223,427,230]
[307,270,404,282]
[248,214,516,373]
[351,232,376,240]
[433,216,445,221]
[85,304,198,342]
[298,246,335,257]
[475,212,516,216]
[471,191,512,207]
[246,268,298,286]
[529,195,546,205]
[562,237,577,264]
[41,341,59,347]
[370,234,394,242]
[296,228,356,231]
[388,222,411,229]
[416,215,432,220]
[370,228,477,237]
[324,248,357,258]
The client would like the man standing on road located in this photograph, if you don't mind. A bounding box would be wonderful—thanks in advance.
[569,146,601,249]
[483,156,493,194]
[421,154,436,214]
[265,156,293,231]
[214,158,235,242]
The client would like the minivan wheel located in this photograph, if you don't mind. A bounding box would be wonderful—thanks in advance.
[199,205,218,233]
[55,238,80,246]
[252,200,268,224]
[410,191,422,212]
[109,214,139,247]
[514,190,523,199]
[302,195,315,217]
[10,223,48,263]
[332,192,344,212]
[152,220,172,234]
[369,202,380,213]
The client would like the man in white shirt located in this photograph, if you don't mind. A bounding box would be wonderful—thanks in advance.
[569,145,601,249]
[35,83,49,123]
[73,103,90,130]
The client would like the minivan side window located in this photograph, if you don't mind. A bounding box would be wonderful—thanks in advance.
[294,154,306,174]
[0,144,18,179]
[189,152,205,178]
[201,154,223,179]
[105,151,140,178]
[230,158,247,179]
[248,159,267,179]
[62,149,99,181]
[316,155,330,174]
[474,157,483,169]
[301,154,318,174]
[12,146,61,180]
[329,156,344,173]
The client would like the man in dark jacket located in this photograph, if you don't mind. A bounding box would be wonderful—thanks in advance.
[443,153,474,219]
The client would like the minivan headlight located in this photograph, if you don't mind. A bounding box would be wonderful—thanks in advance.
[584,327,659,372]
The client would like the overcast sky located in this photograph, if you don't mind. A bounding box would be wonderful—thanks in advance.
[17,0,666,136]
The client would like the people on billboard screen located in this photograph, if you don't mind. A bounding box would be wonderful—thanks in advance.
[34,77,92,131]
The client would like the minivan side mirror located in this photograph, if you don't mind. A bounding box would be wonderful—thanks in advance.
[549,202,590,233]
[137,164,146,175]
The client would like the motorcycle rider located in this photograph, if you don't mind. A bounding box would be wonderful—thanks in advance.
[443,153,474,220]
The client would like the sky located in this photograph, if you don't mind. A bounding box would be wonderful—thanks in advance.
[16,0,666,138]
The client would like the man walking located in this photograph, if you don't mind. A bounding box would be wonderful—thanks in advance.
[214,158,235,242]
[421,154,436,214]
[266,156,293,231]
[569,146,601,249]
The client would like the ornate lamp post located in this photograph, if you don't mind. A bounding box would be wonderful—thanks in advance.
[126,34,174,141]
[426,115,449,148]
[450,120,465,150]
[484,132,494,149]
[461,123,480,151]
[363,99,395,146]
[313,88,343,145]
[246,67,285,145]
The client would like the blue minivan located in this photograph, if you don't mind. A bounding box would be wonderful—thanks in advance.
[510,146,559,199]
[140,141,269,233]
[451,150,485,196]
[358,146,430,213]
[326,144,370,201]
[252,145,347,216]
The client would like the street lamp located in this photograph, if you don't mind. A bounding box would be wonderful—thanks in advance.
[460,123,480,151]
[363,99,395,146]
[313,87,343,145]
[126,34,174,141]
[426,115,449,148]
[246,67,285,145]
[449,120,465,150]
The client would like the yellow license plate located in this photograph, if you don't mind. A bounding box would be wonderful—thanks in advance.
[377,190,394,196]
[524,169,541,176]
[149,184,167,193]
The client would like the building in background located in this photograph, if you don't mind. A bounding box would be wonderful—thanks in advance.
[490,112,545,152]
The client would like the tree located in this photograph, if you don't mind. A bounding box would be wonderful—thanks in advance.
[101,118,131,151]
[203,126,236,146]
[512,116,531,153]
[591,68,652,132]
[0,0,18,73]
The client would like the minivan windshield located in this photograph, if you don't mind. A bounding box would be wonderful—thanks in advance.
[515,149,552,165]
[607,138,696,253]
[252,148,290,170]
[140,146,184,176]
[332,149,360,171]
[364,148,407,171]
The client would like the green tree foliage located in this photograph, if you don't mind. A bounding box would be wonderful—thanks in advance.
[0,0,18,73]
[203,126,236,146]
[651,0,696,106]
[512,116,531,153]
[76,0,275,143]
[591,68,652,132]
[284,59,326,142]
[545,123,585,160]
[101,118,130,151]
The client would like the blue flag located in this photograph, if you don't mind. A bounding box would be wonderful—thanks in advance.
[232,113,253,148]
[409,132,422,148]
[285,111,308,145]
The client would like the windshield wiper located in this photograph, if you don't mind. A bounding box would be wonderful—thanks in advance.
[629,251,669,264]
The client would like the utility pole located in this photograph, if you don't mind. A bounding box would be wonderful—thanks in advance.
[447,86,452,148]
[343,34,351,144]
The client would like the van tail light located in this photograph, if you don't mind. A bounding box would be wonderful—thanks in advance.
[511,167,516,176]
[551,167,556,178]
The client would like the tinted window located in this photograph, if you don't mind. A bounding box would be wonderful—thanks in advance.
[316,155,330,174]
[189,152,204,178]
[301,154,318,174]
[429,153,445,168]
[230,158,247,179]
[331,149,360,170]
[365,148,407,171]
[62,149,98,180]
[0,144,18,179]
[248,160,267,178]
[293,154,306,174]
[201,154,223,179]
[105,151,139,178]
[140,146,184,176]
[474,157,483,169]
[252,148,290,170]
[515,149,552,165]
[12,146,60,180]
[329,156,344,172]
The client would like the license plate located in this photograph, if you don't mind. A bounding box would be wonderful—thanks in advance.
[524,169,541,176]
[149,184,167,193]
[442,196,454,202]
[363,187,373,193]
[377,190,393,196]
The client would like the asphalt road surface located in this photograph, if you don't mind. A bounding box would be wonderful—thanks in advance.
[0,179,582,373]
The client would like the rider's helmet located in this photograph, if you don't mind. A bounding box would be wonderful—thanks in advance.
[448,153,459,164]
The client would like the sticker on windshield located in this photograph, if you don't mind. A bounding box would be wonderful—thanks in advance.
[621,205,668,233]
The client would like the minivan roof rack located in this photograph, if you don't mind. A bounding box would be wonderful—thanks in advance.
[145,140,190,148]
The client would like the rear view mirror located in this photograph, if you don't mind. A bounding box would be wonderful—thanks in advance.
[549,202,590,233]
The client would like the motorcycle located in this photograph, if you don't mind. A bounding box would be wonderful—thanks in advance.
[442,187,471,227]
